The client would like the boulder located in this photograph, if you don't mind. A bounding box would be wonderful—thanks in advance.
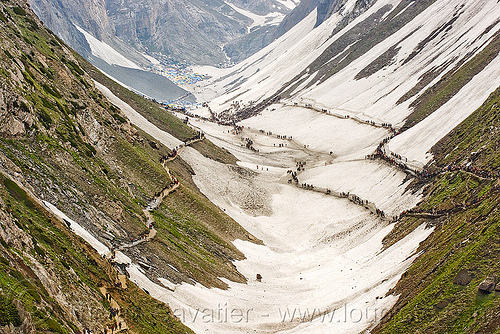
[478,275,496,293]
[453,269,472,286]
[149,141,159,150]
[435,300,449,309]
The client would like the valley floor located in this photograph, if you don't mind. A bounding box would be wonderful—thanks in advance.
[77,90,435,333]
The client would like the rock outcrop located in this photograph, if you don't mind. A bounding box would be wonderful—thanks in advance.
[30,0,294,66]
[478,275,497,294]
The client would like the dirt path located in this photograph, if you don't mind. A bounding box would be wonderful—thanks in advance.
[117,275,127,289]
[162,136,205,163]
[286,160,395,221]
[109,131,206,254]
[242,126,336,160]
[180,107,396,221]
[111,156,180,253]
[99,286,128,333]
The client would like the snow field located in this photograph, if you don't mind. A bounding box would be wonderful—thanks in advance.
[225,2,285,32]
[299,160,420,217]
[159,146,435,333]
[201,0,500,169]
[42,93,434,333]
[388,47,500,165]
[156,100,434,332]
[74,25,141,70]
[239,106,387,158]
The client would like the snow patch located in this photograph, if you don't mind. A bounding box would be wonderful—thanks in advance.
[75,25,141,70]
[226,2,285,31]
[276,0,300,10]
[142,53,160,65]
[388,50,500,166]
[42,201,110,256]
[93,80,183,149]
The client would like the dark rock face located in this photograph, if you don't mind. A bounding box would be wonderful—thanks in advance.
[275,0,320,35]
[30,0,373,66]
[314,0,374,28]
[316,0,338,27]
[229,0,297,15]
[0,95,34,137]
[104,0,248,65]
[30,0,292,66]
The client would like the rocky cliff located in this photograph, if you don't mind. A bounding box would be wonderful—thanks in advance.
[30,0,296,66]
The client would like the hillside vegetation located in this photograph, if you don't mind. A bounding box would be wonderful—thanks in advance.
[374,85,500,333]
[0,0,255,331]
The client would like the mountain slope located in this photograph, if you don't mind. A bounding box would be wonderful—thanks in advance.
[172,0,500,332]
[201,0,500,165]
[30,0,296,66]
[0,0,259,331]
[4,0,500,333]
[373,85,500,333]
[0,172,192,333]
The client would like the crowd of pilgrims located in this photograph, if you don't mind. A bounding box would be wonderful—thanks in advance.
[441,164,500,179]
[359,122,500,181]
[159,131,204,163]
[243,137,259,152]
[367,138,500,180]
[287,161,389,219]
[174,100,499,223]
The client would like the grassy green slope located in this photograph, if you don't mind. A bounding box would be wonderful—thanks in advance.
[431,85,500,172]
[0,0,256,330]
[0,173,193,333]
[374,87,500,333]
[74,51,238,165]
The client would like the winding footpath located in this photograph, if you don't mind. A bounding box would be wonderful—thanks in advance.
[293,101,500,181]
[111,136,204,253]
[287,161,395,221]
[112,163,177,252]
[99,286,128,333]
[283,102,394,130]
[227,124,395,221]
[95,136,207,333]
[174,104,500,224]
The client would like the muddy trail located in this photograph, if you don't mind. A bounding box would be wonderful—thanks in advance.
[232,126,395,221]
[113,155,181,252]
[174,107,410,223]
